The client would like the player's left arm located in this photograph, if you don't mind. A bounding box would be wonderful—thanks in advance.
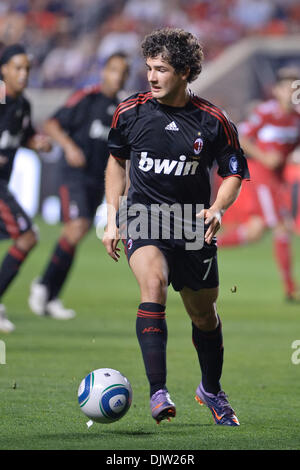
[197,176,242,244]
[19,101,52,153]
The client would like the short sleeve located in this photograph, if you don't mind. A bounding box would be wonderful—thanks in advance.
[214,117,250,180]
[238,107,263,139]
[51,89,88,133]
[52,103,76,133]
[108,106,131,160]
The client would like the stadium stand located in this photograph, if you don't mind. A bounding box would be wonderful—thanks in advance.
[0,0,300,91]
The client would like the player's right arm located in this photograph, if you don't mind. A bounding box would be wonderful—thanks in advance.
[239,135,283,170]
[102,95,134,260]
[43,118,86,167]
[239,105,283,170]
[102,155,126,261]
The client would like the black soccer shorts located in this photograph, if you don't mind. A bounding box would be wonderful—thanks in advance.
[122,236,219,292]
[59,180,104,222]
[0,183,32,240]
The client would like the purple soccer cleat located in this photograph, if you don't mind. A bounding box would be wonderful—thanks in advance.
[150,389,176,424]
[195,382,240,426]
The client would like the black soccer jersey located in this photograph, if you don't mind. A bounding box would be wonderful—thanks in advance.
[108,91,249,210]
[0,94,35,182]
[53,85,119,186]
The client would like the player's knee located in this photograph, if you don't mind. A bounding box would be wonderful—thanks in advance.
[63,219,90,245]
[15,228,38,252]
[143,274,168,299]
[247,217,265,242]
[189,305,217,330]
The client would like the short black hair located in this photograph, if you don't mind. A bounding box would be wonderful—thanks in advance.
[0,43,26,66]
[141,28,204,83]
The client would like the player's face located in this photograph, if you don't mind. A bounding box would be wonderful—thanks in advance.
[102,56,129,97]
[1,54,30,96]
[273,79,295,110]
[146,55,188,105]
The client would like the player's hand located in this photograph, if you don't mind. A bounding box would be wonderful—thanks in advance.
[263,150,283,170]
[64,142,86,168]
[0,154,8,167]
[197,207,222,245]
[102,225,121,262]
[29,134,52,152]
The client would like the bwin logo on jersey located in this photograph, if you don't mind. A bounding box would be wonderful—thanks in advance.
[138,152,199,176]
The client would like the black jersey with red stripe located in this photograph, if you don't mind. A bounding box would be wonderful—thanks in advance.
[108,91,249,209]
[52,85,119,185]
[0,94,35,183]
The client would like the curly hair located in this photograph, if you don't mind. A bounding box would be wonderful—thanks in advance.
[141,28,204,83]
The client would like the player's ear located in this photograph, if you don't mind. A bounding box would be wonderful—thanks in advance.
[181,67,190,82]
[0,64,7,79]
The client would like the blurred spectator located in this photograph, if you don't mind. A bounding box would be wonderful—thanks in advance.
[231,0,275,30]
[0,0,299,90]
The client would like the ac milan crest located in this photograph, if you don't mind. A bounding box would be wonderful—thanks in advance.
[193,137,203,155]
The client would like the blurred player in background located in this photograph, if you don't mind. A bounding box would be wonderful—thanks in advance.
[218,68,300,301]
[28,53,129,319]
[103,28,249,426]
[0,44,51,333]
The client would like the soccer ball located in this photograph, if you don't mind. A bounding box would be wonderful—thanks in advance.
[77,368,132,424]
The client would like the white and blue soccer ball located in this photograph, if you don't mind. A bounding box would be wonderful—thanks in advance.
[78,368,132,424]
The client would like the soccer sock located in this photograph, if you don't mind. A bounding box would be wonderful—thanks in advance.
[273,233,295,296]
[192,316,224,395]
[0,245,28,299]
[136,302,168,397]
[217,225,248,247]
[40,237,76,301]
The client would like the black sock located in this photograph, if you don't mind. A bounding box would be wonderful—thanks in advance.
[0,245,28,298]
[192,316,224,395]
[136,302,168,397]
[41,237,75,300]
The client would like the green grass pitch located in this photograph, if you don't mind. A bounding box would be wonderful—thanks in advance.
[0,218,299,450]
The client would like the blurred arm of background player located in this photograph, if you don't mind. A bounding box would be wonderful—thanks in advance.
[43,118,86,167]
[102,155,127,261]
[197,175,242,244]
[239,135,283,170]
[26,133,52,153]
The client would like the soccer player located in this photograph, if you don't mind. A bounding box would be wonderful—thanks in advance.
[28,53,129,319]
[0,44,51,333]
[218,68,300,301]
[103,28,249,426]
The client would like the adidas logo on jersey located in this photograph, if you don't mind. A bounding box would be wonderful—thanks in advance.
[165,121,179,131]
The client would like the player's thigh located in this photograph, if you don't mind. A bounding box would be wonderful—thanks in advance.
[59,181,97,222]
[0,185,32,241]
[255,183,283,229]
[129,244,169,301]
